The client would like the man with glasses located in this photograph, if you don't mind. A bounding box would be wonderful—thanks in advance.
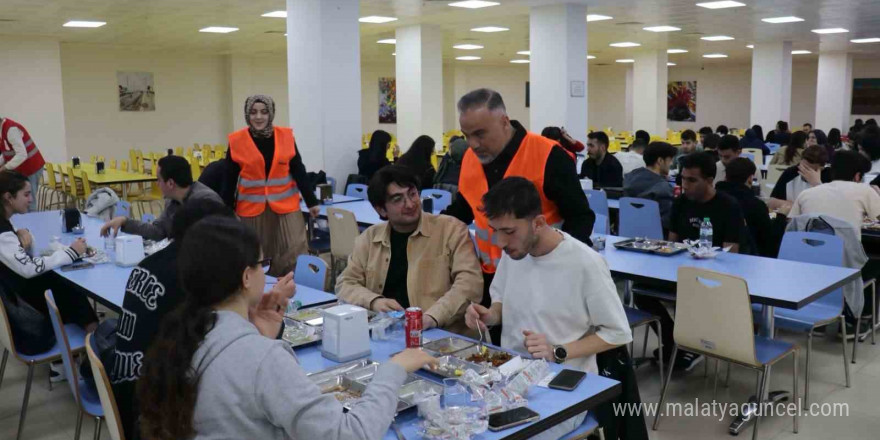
[337,165,483,335]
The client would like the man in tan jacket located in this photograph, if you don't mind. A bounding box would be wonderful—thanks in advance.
[336,165,482,336]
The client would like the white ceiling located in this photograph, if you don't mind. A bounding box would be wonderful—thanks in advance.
[1,0,879,67]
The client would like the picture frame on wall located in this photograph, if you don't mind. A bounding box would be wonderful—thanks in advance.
[117,71,156,111]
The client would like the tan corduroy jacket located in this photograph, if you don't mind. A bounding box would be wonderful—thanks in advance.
[336,213,483,336]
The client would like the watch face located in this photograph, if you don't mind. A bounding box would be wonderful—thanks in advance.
[555,346,567,359]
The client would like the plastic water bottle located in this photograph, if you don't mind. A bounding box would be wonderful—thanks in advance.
[699,217,713,250]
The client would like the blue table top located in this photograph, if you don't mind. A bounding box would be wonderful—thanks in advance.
[600,235,861,310]
[11,211,336,311]
[607,199,619,210]
[301,193,362,210]
[294,328,621,440]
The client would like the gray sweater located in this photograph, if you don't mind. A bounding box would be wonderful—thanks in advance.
[191,311,407,440]
[623,167,674,229]
[122,181,222,240]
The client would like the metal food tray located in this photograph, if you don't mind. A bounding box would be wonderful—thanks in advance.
[397,379,443,412]
[613,238,688,256]
[307,359,376,383]
[315,375,367,407]
[422,337,476,355]
[310,361,437,413]
[281,318,322,348]
[452,345,516,367]
[426,355,490,379]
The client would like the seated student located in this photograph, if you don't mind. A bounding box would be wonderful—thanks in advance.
[770,130,806,166]
[701,133,721,163]
[110,200,259,439]
[137,216,437,440]
[698,126,713,148]
[790,150,880,234]
[624,142,677,228]
[580,131,623,188]
[716,158,776,257]
[714,134,743,184]
[615,139,647,176]
[637,152,745,370]
[433,137,467,196]
[540,126,585,155]
[634,129,651,145]
[358,130,396,180]
[716,125,729,136]
[465,177,634,440]
[337,165,482,335]
[0,170,97,371]
[396,135,436,190]
[673,129,701,170]
[768,145,831,213]
[101,155,222,240]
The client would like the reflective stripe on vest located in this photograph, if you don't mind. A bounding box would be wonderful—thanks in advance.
[237,186,301,203]
[238,175,293,188]
[457,131,564,273]
[2,144,39,159]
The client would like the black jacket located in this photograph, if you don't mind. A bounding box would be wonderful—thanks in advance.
[580,153,624,188]
[357,149,392,181]
[715,181,777,257]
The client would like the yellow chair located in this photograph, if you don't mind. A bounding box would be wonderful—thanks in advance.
[130,162,163,219]
[193,143,201,151]
[185,147,193,158]
[175,147,184,156]
[89,155,97,164]
[189,157,202,180]
[120,160,129,172]
[41,163,64,210]
[66,167,84,209]
[109,159,117,170]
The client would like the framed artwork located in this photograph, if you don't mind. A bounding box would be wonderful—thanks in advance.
[117,71,156,111]
[852,78,880,115]
[667,81,697,122]
[378,77,397,123]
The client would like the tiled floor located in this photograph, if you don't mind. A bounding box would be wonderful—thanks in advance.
[2,311,879,439]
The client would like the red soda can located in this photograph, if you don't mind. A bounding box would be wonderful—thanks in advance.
[405,307,423,348]
[674,185,682,197]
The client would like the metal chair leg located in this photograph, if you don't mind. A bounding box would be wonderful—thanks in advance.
[657,321,664,391]
[840,316,851,387]
[641,322,651,356]
[94,417,103,440]
[752,369,769,440]
[16,362,35,440]
[713,359,720,399]
[851,313,859,364]
[793,350,799,434]
[805,332,812,409]
[725,362,732,387]
[652,345,678,430]
[704,356,709,378]
[75,410,84,440]
[872,283,877,345]
[0,348,8,390]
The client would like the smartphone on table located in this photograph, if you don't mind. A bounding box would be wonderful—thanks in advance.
[488,407,540,431]
[61,262,94,272]
[548,369,587,391]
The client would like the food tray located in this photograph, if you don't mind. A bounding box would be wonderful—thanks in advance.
[307,359,376,383]
[422,337,476,355]
[311,361,436,412]
[315,375,367,406]
[397,379,443,412]
[344,364,380,383]
[613,238,688,256]
[453,346,515,368]
[427,355,490,379]
[281,318,321,348]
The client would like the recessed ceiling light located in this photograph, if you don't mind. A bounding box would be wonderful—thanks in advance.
[791,50,812,54]
[812,28,848,34]
[746,44,754,48]
[471,26,509,33]
[701,35,734,41]
[703,53,728,58]
[667,62,677,66]
[449,1,500,9]
[696,1,746,9]
[199,26,238,33]
[667,49,688,54]
[587,55,596,59]
[261,11,287,18]
[644,25,681,32]
[453,44,484,50]
[392,53,396,56]
[63,20,106,28]
[517,50,530,55]
[359,16,398,24]
[610,42,641,47]
[761,16,804,24]
[456,56,481,61]
[852,38,880,43]
[377,39,396,44]
[510,59,530,64]
[616,59,635,63]
[586,14,613,22]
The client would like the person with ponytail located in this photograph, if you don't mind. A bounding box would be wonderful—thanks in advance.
[137,216,437,440]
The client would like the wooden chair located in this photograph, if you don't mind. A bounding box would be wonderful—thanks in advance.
[327,208,360,280]
[85,334,126,440]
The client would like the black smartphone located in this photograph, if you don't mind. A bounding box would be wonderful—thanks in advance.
[548,369,587,391]
[61,262,94,272]
[488,407,540,431]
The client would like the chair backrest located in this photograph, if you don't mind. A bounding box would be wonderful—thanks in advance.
[593,213,608,235]
[0,292,19,357]
[189,157,202,180]
[77,169,93,196]
[44,163,58,188]
[741,152,756,163]
[327,207,359,258]
[142,213,156,222]
[742,148,763,166]
[675,267,760,367]
[45,290,83,404]
[175,147,184,156]
[584,189,609,217]
[618,197,663,239]
[326,176,337,194]
[109,159,118,170]
[85,334,126,440]
[66,166,79,196]
[778,231,845,311]
[766,165,787,186]
[345,183,368,198]
[116,200,132,218]
[421,189,452,212]
[295,255,328,291]
[120,160,130,172]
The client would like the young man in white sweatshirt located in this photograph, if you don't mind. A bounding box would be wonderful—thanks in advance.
[465,176,632,439]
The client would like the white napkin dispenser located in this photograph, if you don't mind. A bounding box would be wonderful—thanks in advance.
[321,304,371,362]
[115,235,145,267]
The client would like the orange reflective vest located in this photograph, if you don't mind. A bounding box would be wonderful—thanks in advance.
[458,132,563,273]
[0,119,45,177]
[228,126,301,217]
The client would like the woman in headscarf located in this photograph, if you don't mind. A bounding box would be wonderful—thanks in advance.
[739,128,766,154]
[396,135,436,190]
[434,137,467,195]
[222,95,319,277]
[358,130,396,179]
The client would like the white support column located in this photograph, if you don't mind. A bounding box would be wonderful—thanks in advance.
[395,24,444,151]
[287,0,361,181]
[530,3,588,142]
[632,49,668,136]
[750,41,792,131]
[624,65,634,132]
[815,52,853,132]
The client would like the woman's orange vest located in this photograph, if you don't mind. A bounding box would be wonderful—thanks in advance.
[458,132,563,273]
[228,126,301,217]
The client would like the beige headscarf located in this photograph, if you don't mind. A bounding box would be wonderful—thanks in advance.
[244,95,275,139]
